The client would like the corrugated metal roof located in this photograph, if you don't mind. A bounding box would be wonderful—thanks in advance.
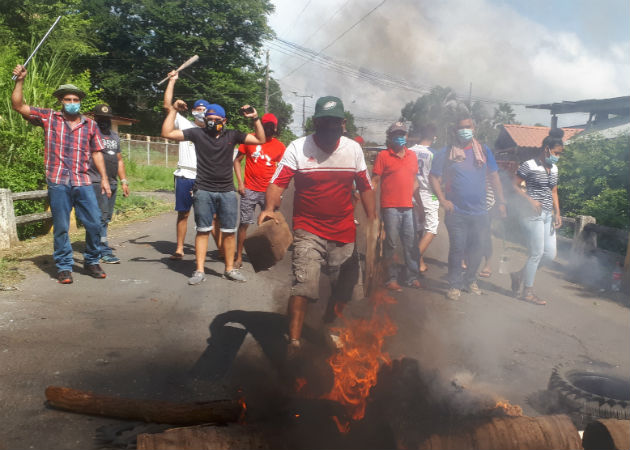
[502,124,583,148]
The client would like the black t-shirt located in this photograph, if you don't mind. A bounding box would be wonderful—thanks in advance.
[88,131,120,183]
[182,128,247,192]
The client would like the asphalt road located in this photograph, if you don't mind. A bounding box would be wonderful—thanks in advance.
[0,192,628,449]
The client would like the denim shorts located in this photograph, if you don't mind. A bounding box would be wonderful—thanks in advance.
[239,189,266,224]
[193,189,238,232]
[174,176,195,212]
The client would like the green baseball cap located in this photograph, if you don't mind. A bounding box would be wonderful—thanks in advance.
[313,96,345,119]
[52,84,86,100]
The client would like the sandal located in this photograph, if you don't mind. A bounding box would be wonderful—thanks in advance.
[385,280,403,292]
[479,269,492,278]
[169,252,184,260]
[407,279,422,289]
[520,291,546,306]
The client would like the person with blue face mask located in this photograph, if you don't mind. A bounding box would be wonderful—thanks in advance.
[372,122,422,291]
[11,64,111,284]
[510,128,564,305]
[429,113,507,301]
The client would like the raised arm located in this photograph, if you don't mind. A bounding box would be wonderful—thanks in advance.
[11,65,31,118]
[241,105,266,145]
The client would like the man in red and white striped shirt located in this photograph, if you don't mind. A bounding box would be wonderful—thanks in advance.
[258,96,376,350]
[12,64,110,284]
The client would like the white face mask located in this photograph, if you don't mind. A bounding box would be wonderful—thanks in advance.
[192,111,205,121]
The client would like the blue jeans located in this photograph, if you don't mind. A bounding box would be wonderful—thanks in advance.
[47,182,102,272]
[92,181,118,257]
[520,210,556,288]
[444,211,487,289]
[192,189,238,232]
[382,207,419,285]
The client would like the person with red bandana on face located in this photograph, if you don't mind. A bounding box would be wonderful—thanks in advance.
[233,112,286,270]
[258,96,377,354]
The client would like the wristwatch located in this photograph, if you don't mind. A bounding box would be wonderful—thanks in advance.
[120,179,129,185]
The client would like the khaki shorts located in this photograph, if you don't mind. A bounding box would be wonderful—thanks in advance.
[291,229,355,301]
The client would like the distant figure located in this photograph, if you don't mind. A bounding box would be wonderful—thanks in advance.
[258,96,376,353]
[89,104,130,264]
[11,64,110,284]
[233,113,286,269]
[372,121,421,291]
[429,114,507,301]
[510,129,564,305]
[161,70,266,284]
[409,123,439,274]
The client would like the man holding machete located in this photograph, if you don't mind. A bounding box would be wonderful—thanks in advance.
[11,64,111,284]
[162,70,266,284]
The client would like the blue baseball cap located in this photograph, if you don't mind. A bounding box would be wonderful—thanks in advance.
[205,104,226,118]
[193,99,211,110]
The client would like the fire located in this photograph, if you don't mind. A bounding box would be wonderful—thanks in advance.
[494,399,523,416]
[237,393,247,423]
[295,377,307,393]
[323,289,397,432]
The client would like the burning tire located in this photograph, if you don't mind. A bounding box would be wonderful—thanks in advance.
[548,366,630,427]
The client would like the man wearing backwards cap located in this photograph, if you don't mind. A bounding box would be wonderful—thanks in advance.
[162,70,266,284]
[258,96,377,352]
[11,64,111,284]
[233,112,286,270]
[163,74,215,261]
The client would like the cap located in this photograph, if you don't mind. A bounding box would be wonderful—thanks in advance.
[353,135,365,145]
[205,104,226,118]
[92,104,113,117]
[193,99,211,110]
[52,84,86,100]
[261,113,278,126]
[313,96,345,119]
[386,121,408,135]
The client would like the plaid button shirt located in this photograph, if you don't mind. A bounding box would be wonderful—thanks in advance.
[28,107,104,186]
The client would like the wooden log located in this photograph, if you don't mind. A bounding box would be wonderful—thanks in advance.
[11,189,48,201]
[243,212,293,272]
[583,419,630,450]
[137,424,271,450]
[45,386,242,425]
[15,211,52,225]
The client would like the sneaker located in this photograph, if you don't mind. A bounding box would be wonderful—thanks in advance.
[57,271,73,284]
[464,281,483,295]
[101,255,121,264]
[85,264,106,279]
[446,288,461,300]
[188,270,206,285]
[223,269,246,282]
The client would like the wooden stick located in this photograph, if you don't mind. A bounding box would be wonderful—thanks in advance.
[45,386,242,425]
[157,55,199,85]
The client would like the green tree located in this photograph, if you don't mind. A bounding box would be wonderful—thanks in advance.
[401,86,458,148]
[492,102,520,128]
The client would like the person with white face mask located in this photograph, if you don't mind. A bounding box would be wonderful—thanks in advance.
[429,114,507,301]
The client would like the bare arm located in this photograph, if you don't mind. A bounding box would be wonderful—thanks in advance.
[234,153,245,195]
[512,173,541,215]
[11,65,31,118]
[551,185,562,228]
[241,106,266,145]
[117,153,129,197]
[258,183,286,225]
[487,171,507,218]
[429,173,453,213]
[371,174,380,192]
[161,108,185,141]
[163,70,177,110]
[360,189,377,220]
[92,151,111,198]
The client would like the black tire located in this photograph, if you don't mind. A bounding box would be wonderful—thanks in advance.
[548,365,630,427]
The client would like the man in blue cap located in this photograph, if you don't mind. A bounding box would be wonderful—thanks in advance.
[163,76,212,260]
[162,70,266,284]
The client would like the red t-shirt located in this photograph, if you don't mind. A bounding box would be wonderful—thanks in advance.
[238,137,286,192]
[372,148,418,208]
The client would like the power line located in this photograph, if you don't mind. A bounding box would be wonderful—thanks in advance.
[278,0,314,37]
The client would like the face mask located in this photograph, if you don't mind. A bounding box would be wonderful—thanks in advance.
[392,136,407,147]
[263,123,276,140]
[63,103,81,115]
[192,111,205,121]
[96,118,112,134]
[315,125,343,149]
[545,155,559,165]
[457,128,474,142]
[205,118,224,135]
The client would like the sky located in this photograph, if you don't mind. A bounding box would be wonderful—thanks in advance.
[265,0,630,142]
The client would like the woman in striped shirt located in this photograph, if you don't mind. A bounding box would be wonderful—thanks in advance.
[510,129,564,305]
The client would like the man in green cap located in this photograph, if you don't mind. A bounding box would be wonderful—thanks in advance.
[11,64,111,284]
[258,96,377,354]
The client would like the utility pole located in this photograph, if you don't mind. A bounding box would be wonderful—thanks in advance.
[264,50,270,113]
[292,91,312,136]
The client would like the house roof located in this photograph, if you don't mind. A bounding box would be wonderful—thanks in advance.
[499,124,583,148]
[527,96,630,116]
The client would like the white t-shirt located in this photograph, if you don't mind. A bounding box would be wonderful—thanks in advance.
[173,113,198,179]
[410,144,434,191]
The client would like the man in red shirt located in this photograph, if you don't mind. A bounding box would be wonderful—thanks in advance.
[258,96,376,351]
[372,122,421,291]
[11,64,111,284]
[233,113,286,269]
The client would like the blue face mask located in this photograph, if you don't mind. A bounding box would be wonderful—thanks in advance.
[63,103,81,115]
[392,136,407,147]
[545,155,559,165]
[457,128,474,142]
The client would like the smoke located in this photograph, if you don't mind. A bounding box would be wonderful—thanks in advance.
[269,0,629,141]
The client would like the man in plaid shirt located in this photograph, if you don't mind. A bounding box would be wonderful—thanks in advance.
[12,64,111,284]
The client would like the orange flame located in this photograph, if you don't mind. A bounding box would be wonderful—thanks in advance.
[238,397,247,423]
[323,289,397,432]
[494,399,523,416]
[295,377,308,393]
